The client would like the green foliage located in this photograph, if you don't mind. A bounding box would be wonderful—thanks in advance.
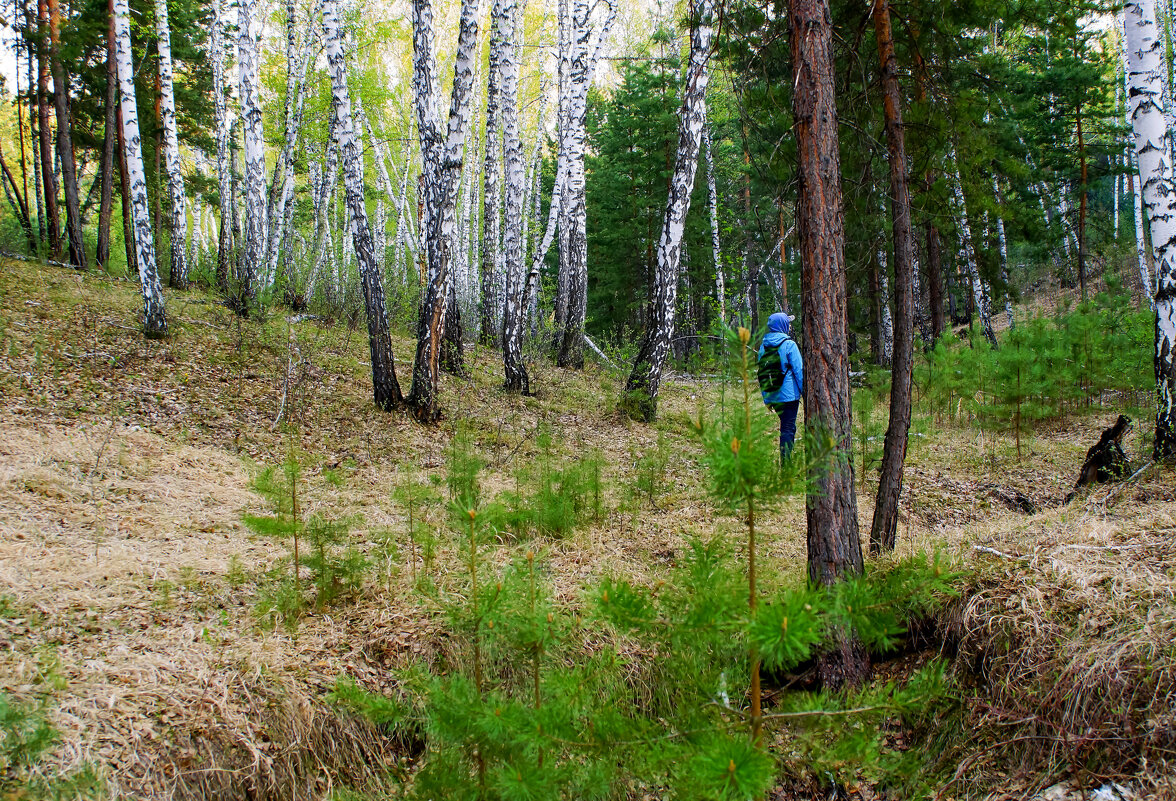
[0,692,99,799]
[632,431,671,508]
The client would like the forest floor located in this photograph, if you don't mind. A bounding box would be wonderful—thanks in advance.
[1,258,1175,800]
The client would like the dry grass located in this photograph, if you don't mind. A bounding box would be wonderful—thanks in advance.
[1,258,1175,798]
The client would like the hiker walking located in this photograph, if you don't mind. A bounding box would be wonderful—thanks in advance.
[757,312,804,460]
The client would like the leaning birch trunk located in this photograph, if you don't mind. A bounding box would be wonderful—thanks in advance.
[950,150,997,347]
[480,0,504,347]
[212,0,233,292]
[876,225,893,365]
[237,0,265,310]
[500,0,529,392]
[154,0,187,288]
[1124,9,1155,306]
[113,0,166,337]
[322,0,402,410]
[1124,0,1176,460]
[48,0,85,269]
[703,119,725,324]
[623,0,713,421]
[869,0,915,556]
[407,0,479,419]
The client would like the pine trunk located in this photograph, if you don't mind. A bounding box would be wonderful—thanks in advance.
[47,0,84,268]
[36,0,59,256]
[154,0,187,288]
[1124,0,1176,460]
[869,0,915,555]
[113,0,167,337]
[623,0,714,421]
[97,10,117,270]
[790,0,867,690]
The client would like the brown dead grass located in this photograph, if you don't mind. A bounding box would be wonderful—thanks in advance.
[1,258,1175,798]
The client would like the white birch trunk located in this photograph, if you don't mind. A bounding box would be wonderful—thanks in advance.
[480,0,505,346]
[992,176,1015,329]
[624,0,714,419]
[1124,10,1156,305]
[949,151,997,347]
[237,0,265,307]
[212,0,233,287]
[877,236,893,365]
[703,118,724,324]
[113,0,166,336]
[500,0,529,391]
[1125,0,1176,458]
[155,0,187,288]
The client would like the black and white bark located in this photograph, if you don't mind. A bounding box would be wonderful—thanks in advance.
[1123,9,1155,306]
[408,0,479,419]
[624,0,714,421]
[113,0,166,337]
[155,0,187,288]
[322,0,401,409]
[1124,0,1176,460]
[949,149,997,347]
[500,0,529,392]
[237,0,265,311]
[479,0,504,347]
[212,0,233,292]
[703,118,724,324]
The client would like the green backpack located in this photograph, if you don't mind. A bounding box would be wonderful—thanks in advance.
[756,341,790,394]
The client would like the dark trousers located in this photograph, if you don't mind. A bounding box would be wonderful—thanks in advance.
[777,400,800,461]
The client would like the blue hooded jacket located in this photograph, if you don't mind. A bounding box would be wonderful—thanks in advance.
[758,312,803,406]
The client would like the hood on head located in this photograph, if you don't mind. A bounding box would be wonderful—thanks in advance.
[767,312,793,335]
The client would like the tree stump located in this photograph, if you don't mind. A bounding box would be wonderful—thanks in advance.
[1065,415,1132,504]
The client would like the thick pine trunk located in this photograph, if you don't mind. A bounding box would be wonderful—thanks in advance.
[154,0,187,288]
[237,0,264,310]
[1124,0,1176,460]
[623,0,714,421]
[322,0,402,410]
[790,0,867,690]
[869,0,915,555]
[48,0,84,269]
[113,0,167,337]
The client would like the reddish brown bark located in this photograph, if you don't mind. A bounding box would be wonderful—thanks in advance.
[790,0,867,689]
[36,0,59,256]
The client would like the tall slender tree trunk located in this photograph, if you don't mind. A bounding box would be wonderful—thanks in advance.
[1076,101,1088,300]
[47,0,84,268]
[113,0,166,337]
[790,0,867,690]
[237,0,264,310]
[97,10,117,270]
[1125,10,1155,306]
[322,0,402,410]
[500,0,530,392]
[408,0,480,419]
[704,120,725,324]
[480,0,504,347]
[869,0,915,555]
[623,0,714,421]
[950,148,997,347]
[154,0,187,288]
[1125,0,1176,460]
[993,176,1015,328]
[36,0,59,256]
[212,0,232,292]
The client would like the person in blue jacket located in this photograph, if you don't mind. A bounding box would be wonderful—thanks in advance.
[758,312,804,459]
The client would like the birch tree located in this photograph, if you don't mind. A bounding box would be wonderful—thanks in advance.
[35,0,58,256]
[113,0,167,338]
[1124,0,1176,460]
[623,0,714,421]
[703,120,725,324]
[407,0,480,420]
[321,0,402,410]
[479,0,504,347]
[154,0,187,288]
[212,0,233,292]
[950,148,997,347]
[237,0,265,311]
[500,0,529,392]
[1123,10,1154,305]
